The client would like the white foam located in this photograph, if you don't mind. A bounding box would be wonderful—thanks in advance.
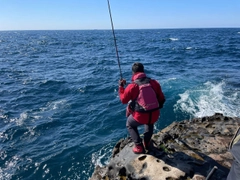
[174,81,240,118]
[51,99,67,110]
[168,77,177,81]
[9,112,28,126]
[169,38,178,41]
[40,99,67,112]
[0,114,7,119]
[78,88,85,93]
[0,155,20,180]
[91,143,113,167]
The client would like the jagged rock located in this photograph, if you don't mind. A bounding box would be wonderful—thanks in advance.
[90,113,240,180]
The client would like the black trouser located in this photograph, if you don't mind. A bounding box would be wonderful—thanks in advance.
[126,114,153,146]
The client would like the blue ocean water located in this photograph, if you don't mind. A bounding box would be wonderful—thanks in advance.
[0,28,240,179]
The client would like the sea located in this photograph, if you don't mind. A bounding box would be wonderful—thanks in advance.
[0,28,240,180]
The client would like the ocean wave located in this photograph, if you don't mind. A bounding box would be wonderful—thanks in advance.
[91,143,113,167]
[0,155,20,180]
[167,77,177,81]
[44,99,67,111]
[11,112,28,126]
[169,38,179,41]
[174,81,240,118]
[1,28,240,180]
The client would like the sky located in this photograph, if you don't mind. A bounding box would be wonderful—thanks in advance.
[0,0,240,31]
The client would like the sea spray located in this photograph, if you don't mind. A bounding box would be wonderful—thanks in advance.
[174,81,240,118]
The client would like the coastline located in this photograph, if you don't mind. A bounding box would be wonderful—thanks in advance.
[90,113,240,180]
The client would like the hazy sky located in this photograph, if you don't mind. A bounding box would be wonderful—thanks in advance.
[1,0,240,31]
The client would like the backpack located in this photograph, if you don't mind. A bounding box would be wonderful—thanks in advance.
[131,77,159,113]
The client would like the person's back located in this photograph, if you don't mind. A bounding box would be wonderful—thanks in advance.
[118,62,165,154]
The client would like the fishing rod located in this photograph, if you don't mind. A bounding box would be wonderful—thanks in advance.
[107,0,123,80]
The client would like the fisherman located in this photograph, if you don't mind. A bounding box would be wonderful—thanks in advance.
[227,127,240,180]
[118,62,165,154]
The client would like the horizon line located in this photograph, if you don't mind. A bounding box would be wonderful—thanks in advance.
[1,26,240,32]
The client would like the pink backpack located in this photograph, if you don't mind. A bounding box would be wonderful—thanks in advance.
[133,78,159,112]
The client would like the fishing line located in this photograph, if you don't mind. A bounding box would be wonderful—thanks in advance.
[107,0,123,80]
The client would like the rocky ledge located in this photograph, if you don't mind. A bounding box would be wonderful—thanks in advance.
[90,113,240,180]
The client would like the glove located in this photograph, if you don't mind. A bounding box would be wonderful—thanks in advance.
[119,79,126,87]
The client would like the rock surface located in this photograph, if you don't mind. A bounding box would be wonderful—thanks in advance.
[90,113,240,180]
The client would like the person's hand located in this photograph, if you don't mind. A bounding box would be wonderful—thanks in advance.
[119,79,126,87]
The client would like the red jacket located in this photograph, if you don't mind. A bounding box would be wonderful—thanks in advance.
[119,72,165,124]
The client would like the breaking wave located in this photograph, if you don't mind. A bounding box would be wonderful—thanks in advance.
[169,38,179,41]
[174,81,240,118]
[91,143,113,167]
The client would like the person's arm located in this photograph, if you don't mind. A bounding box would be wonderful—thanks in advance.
[119,83,138,104]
